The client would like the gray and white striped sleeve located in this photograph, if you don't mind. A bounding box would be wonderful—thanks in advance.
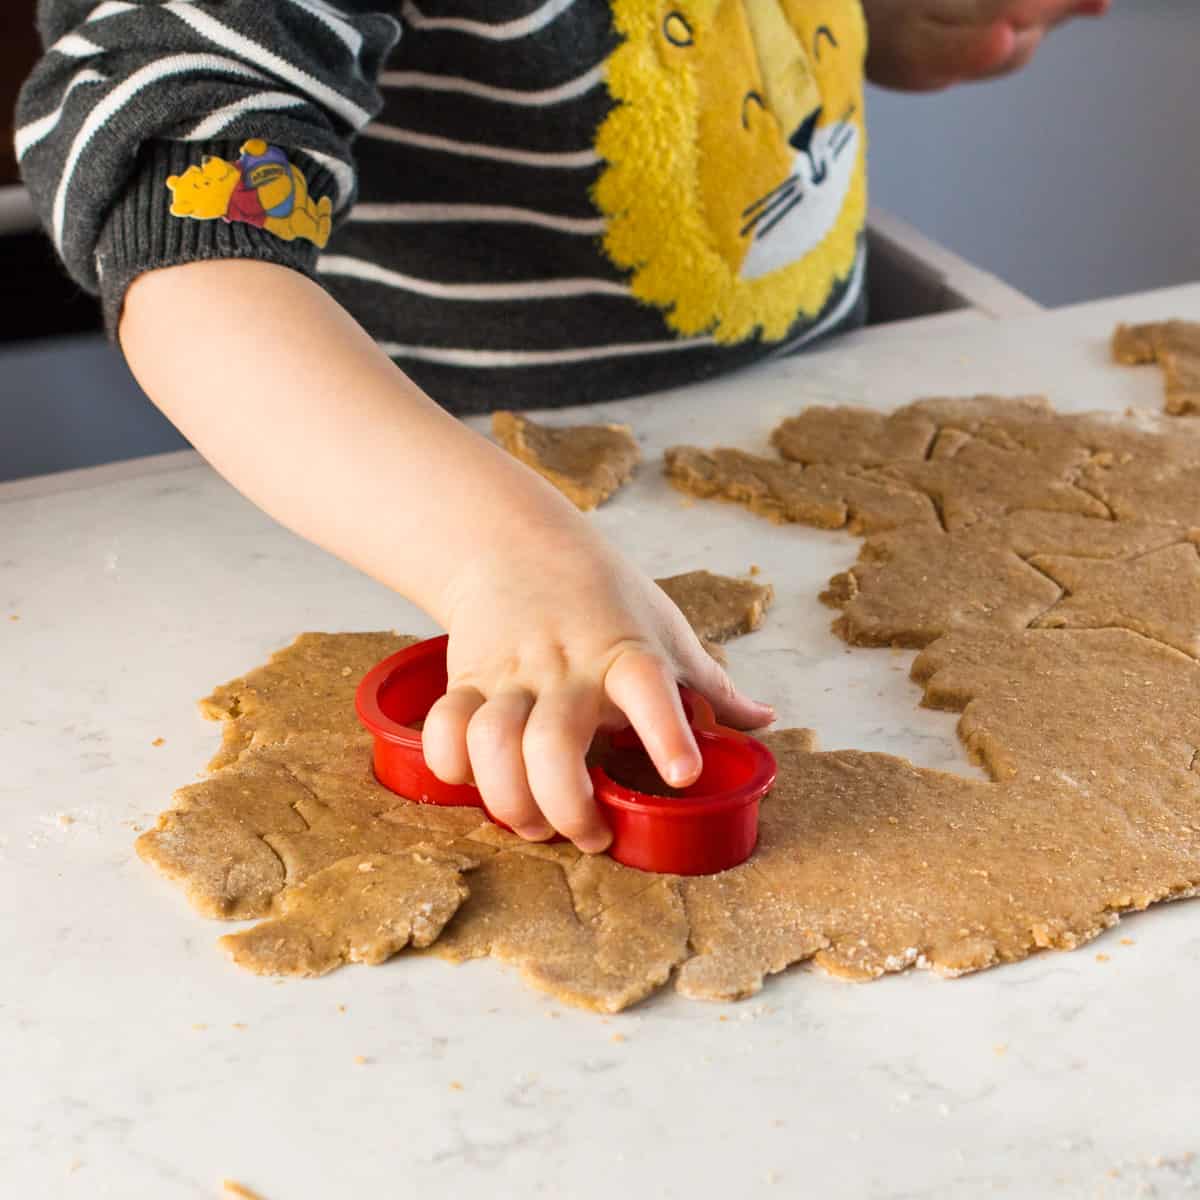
[16,0,401,331]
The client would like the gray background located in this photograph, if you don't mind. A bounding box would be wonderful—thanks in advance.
[868,0,1200,306]
[2,0,1197,482]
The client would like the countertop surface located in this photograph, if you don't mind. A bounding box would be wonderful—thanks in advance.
[3,286,1200,1199]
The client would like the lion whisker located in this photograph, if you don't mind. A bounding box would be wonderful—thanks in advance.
[755,191,805,240]
[739,184,799,238]
[831,125,855,160]
[741,173,799,219]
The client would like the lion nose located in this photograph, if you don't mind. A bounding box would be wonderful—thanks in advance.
[789,107,826,184]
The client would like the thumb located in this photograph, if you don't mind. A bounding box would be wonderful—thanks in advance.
[679,641,775,731]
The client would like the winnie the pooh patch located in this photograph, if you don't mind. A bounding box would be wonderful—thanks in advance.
[165,140,333,249]
[596,0,867,344]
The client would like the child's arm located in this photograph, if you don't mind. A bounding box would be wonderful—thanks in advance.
[864,0,1109,91]
[121,259,773,851]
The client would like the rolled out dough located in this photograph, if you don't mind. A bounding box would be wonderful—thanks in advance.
[140,397,1200,1010]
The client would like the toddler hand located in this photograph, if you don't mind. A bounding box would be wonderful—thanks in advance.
[421,531,773,853]
[863,0,1109,91]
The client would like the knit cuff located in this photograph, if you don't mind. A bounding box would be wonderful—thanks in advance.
[95,139,339,336]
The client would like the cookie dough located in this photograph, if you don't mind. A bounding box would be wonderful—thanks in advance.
[664,445,937,533]
[492,410,641,510]
[142,396,1200,1010]
[771,404,936,466]
[825,511,1180,648]
[219,848,473,976]
[683,627,1200,997]
[1162,350,1200,417]
[1031,541,1200,657]
[1112,320,1200,415]
[656,569,774,644]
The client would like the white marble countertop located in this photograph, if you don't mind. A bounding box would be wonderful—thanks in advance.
[3,288,1200,1199]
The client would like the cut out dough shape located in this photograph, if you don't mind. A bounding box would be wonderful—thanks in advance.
[656,569,774,644]
[143,397,1200,1010]
[825,511,1181,648]
[664,445,937,533]
[492,410,641,510]
[1112,320,1200,416]
[877,426,1107,530]
[771,404,936,466]
[1031,542,1200,658]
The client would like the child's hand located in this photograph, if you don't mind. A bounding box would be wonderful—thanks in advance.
[863,0,1110,92]
[421,532,774,853]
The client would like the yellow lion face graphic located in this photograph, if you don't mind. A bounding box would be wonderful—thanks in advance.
[596,0,867,343]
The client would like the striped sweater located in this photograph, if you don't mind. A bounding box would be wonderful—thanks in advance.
[17,0,870,413]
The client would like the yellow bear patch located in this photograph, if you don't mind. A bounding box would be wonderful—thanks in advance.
[165,139,332,249]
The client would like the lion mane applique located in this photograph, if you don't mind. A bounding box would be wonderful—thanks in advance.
[165,139,333,249]
[595,0,868,344]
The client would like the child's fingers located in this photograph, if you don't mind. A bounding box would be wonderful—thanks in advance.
[981,26,1043,77]
[680,644,775,733]
[465,691,553,841]
[997,0,1103,27]
[422,685,485,784]
[604,649,702,788]
[884,17,1014,89]
[522,684,611,854]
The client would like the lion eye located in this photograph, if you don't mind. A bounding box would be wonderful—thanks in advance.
[663,11,693,47]
[741,91,765,130]
[814,24,838,60]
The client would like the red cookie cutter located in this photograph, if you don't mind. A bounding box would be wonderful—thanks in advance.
[355,635,776,876]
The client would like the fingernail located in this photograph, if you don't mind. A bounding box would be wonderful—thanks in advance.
[516,822,555,842]
[667,755,701,787]
[576,829,613,855]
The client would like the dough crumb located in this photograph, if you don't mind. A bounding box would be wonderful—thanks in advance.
[448,1080,464,1091]
[1120,937,1135,946]
[222,1182,268,1200]
[152,737,165,747]
[1096,953,1110,963]
[354,1055,368,1066]
[611,1033,627,1044]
